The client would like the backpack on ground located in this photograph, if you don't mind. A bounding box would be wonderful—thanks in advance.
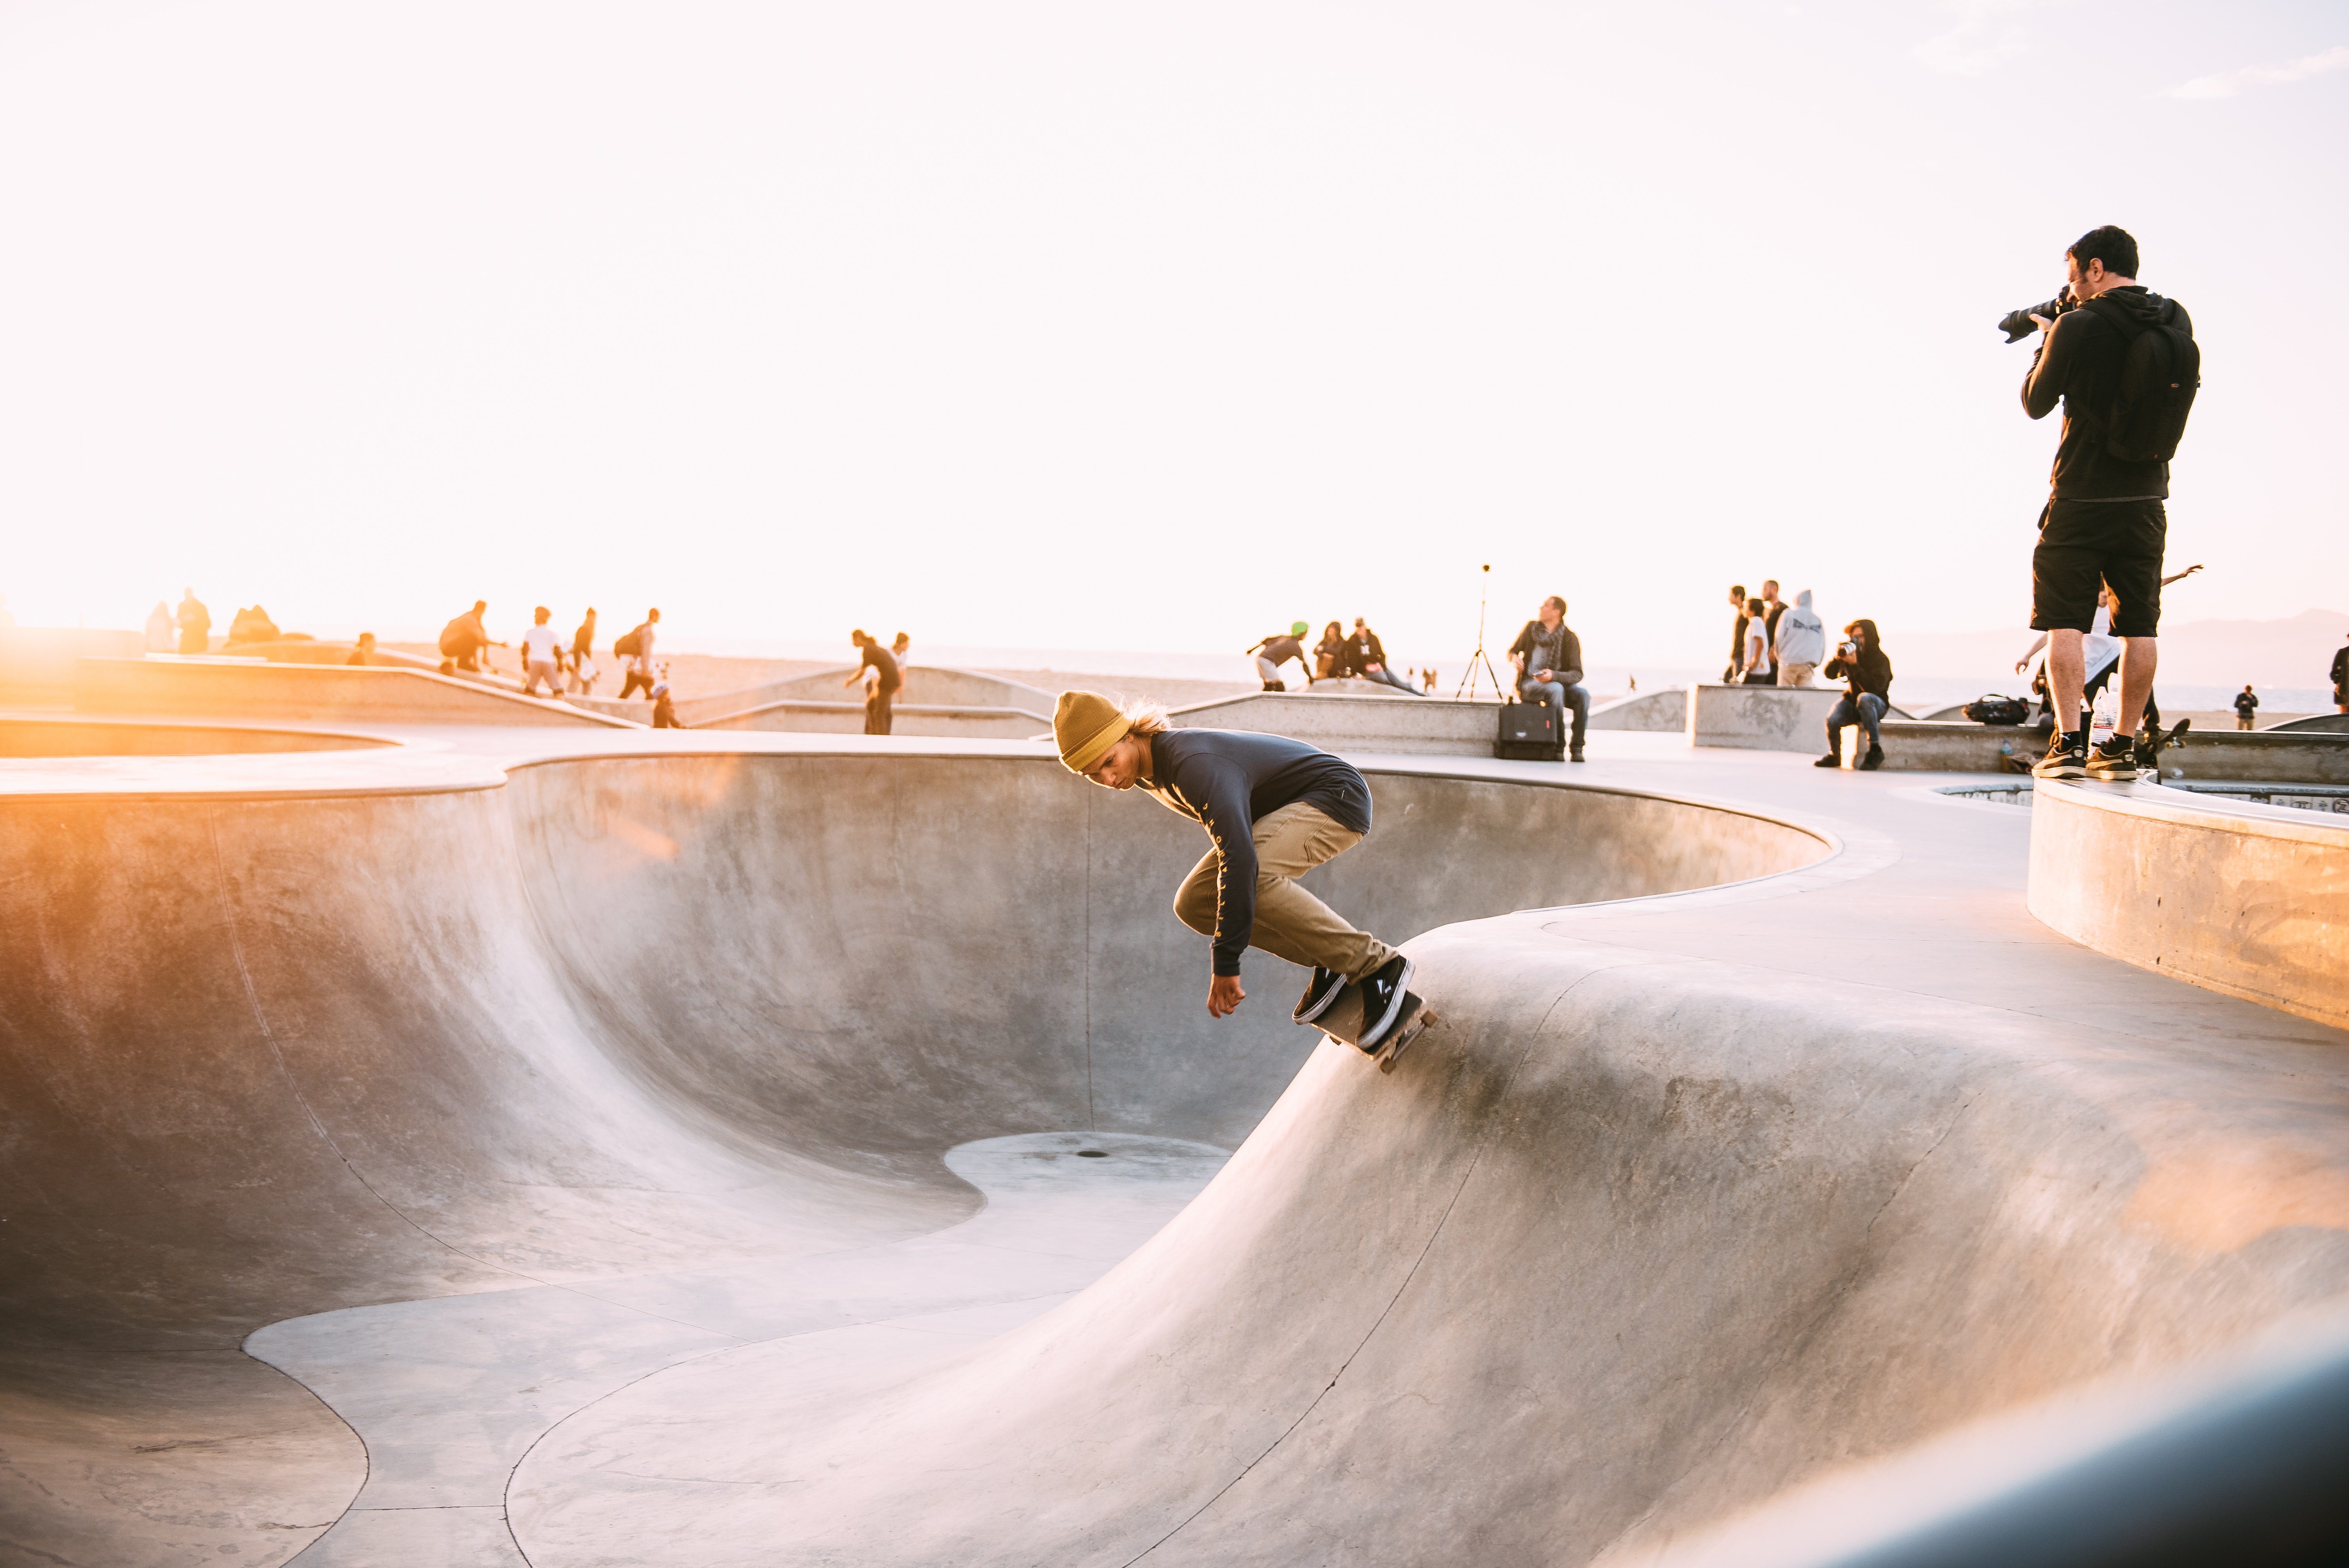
[1495,701,1563,761]
[2082,295,2199,463]
[613,626,643,659]
[1962,694,2032,726]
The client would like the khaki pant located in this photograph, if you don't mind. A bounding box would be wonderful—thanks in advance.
[1173,802,1396,980]
[1776,662,1816,688]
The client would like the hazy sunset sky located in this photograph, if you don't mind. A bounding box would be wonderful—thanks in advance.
[2,0,2342,668]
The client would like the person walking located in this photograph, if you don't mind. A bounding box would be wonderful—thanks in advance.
[616,609,661,700]
[1053,690,1418,1051]
[1738,598,1775,685]
[2233,684,2259,731]
[568,608,600,695]
[2019,225,2197,781]
[519,607,565,698]
[844,629,900,734]
[1816,620,1893,771]
[175,589,212,655]
[1506,595,1589,763]
[1774,589,1825,687]
[1347,618,1421,694]
[1246,623,1313,691]
[1723,584,1748,682]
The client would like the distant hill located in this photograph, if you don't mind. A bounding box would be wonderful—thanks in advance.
[1892,608,2349,687]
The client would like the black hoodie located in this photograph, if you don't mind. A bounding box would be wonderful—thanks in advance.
[1822,620,1893,704]
[2020,285,2189,501]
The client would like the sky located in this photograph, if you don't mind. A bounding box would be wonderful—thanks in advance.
[1,0,2343,672]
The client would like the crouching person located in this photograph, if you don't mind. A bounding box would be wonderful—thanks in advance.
[1816,619,1893,771]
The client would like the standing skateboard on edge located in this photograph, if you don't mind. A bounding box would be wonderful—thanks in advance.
[2135,716,2191,777]
[1312,977,1439,1074]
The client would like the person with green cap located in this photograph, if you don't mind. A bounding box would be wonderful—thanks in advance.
[1246,623,1314,691]
[1054,690,1417,1048]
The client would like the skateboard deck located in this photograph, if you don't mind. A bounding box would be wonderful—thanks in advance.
[2135,716,2191,774]
[1315,982,1439,1074]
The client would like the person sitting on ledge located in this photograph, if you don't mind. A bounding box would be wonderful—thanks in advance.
[1816,619,1893,771]
[1346,617,1422,694]
[1313,620,1347,681]
[1507,595,1589,763]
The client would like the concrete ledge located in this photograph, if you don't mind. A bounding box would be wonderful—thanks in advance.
[0,628,148,706]
[2028,779,2349,1031]
[2157,727,2349,784]
[1686,683,1914,752]
[693,700,1050,739]
[0,716,394,757]
[1866,720,2035,772]
[664,665,1058,728]
[73,657,640,729]
[1588,690,1688,731]
[1167,691,1502,756]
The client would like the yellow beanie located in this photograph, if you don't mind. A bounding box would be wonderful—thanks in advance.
[1054,690,1131,775]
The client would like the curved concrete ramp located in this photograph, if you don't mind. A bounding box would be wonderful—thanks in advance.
[0,749,1825,1564]
[508,917,2349,1566]
[7,739,2349,1564]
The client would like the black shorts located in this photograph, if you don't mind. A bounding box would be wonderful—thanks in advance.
[2030,498,2166,637]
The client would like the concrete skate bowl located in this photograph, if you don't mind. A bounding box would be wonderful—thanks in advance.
[5,747,2347,1565]
[0,715,393,755]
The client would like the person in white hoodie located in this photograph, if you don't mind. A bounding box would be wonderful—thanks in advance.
[1773,589,1827,687]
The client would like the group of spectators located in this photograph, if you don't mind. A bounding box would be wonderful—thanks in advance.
[1723,581,1830,689]
[1247,619,1428,695]
[436,602,678,725]
[1722,581,1895,770]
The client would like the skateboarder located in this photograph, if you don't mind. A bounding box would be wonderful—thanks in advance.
[1054,690,1419,1051]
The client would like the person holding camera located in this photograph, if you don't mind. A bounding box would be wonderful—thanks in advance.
[1815,620,1891,771]
[2015,225,2198,781]
[1508,595,1588,763]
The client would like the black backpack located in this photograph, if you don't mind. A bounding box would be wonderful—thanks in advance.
[613,625,643,659]
[1962,694,2032,726]
[2082,294,2199,463]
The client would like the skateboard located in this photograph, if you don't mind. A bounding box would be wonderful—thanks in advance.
[2135,716,2191,775]
[1313,979,1440,1074]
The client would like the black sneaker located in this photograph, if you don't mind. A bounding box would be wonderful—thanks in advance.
[2032,730,2087,780]
[1813,752,1841,768]
[1857,745,1884,771]
[1569,745,1585,763]
[1354,955,1416,1051]
[2085,734,2139,780]
[1291,966,1346,1025]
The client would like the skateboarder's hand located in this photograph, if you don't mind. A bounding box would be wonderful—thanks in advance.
[1208,974,1245,1017]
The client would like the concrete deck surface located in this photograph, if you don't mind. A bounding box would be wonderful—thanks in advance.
[3,727,2345,1566]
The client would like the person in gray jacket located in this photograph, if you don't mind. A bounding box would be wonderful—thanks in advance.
[1773,589,1826,687]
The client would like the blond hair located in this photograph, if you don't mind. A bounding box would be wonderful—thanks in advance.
[1119,695,1171,737]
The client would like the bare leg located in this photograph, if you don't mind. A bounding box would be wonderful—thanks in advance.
[2116,637,2159,735]
[2045,629,2086,732]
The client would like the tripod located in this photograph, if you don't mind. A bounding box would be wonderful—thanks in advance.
[1454,564,1506,701]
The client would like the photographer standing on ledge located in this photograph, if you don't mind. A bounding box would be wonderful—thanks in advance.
[2017,225,2199,780]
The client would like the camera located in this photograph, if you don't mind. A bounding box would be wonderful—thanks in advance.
[1998,287,2075,344]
